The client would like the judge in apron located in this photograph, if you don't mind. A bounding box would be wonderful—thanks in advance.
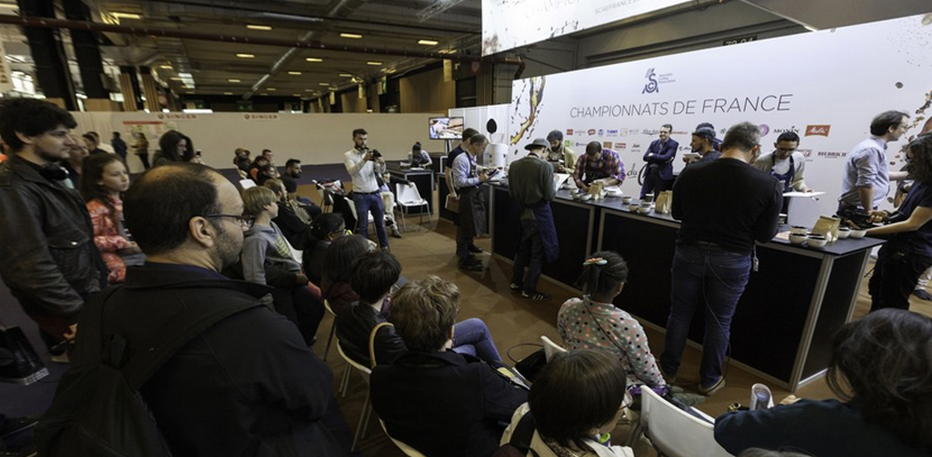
[573,141,626,191]
[751,131,813,212]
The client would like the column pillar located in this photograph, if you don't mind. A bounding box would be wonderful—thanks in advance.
[62,0,111,111]
[19,0,76,110]
[139,67,161,112]
[118,66,139,111]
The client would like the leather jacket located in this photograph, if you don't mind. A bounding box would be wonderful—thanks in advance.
[0,155,105,318]
[335,302,406,367]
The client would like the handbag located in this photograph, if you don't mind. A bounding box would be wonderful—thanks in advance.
[0,325,50,385]
[445,194,459,213]
[508,343,546,383]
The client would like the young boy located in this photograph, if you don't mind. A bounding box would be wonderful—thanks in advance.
[241,186,324,345]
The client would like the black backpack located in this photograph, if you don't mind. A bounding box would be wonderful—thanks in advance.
[37,286,263,457]
[492,411,541,457]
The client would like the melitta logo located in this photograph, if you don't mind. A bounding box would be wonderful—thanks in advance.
[642,68,659,94]
[587,129,596,135]
[806,125,831,137]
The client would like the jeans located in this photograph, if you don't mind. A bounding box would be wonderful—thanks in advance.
[451,318,502,363]
[352,192,389,248]
[511,221,544,294]
[660,243,751,387]
[869,245,932,311]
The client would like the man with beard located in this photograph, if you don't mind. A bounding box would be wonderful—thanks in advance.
[640,124,679,199]
[545,130,576,174]
[51,163,354,456]
[0,98,106,359]
[660,122,782,397]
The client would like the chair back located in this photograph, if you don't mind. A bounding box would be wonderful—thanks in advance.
[540,335,566,362]
[379,418,428,457]
[336,340,371,382]
[640,388,733,457]
[396,183,425,205]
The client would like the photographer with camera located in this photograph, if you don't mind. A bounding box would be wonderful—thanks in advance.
[343,128,390,249]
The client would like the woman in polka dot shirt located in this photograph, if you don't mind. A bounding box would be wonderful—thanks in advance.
[557,251,666,388]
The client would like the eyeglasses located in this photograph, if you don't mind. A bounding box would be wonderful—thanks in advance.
[203,213,255,229]
[775,147,797,153]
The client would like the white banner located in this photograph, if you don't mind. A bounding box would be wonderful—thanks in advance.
[482,0,690,56]
[0,40,14,93]
[509,14,932,218]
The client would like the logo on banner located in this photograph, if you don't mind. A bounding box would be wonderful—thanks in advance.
[244,113,279,121]
[806,125,831,137]
[774,126,800,135]
[575,142,588,147]
[597,129,604,136]
[614,142,626,150]
[607,129,619,137]
[619,128,629,137]
[603,141,612,148]
[157,113,197,120]
[642,68,659,94]
[587,129,596,136]
[759,124,770,137]
[798,148,813,158]
[566,129,574,136]
[817,151,845,159]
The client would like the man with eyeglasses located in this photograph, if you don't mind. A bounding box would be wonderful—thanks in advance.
[660,122,782,397]
[838,110,911,224]
[48,162,356,456]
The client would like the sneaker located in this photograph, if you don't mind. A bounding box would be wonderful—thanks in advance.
[0,415,39,440]
[468,244,483,253]
[698,377,726,396]
[659,366,677,385]
[509,283,522,293]
[520,291,550,301]
[390,227,403,239]
[913,289,932,301]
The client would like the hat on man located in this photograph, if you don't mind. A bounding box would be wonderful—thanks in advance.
[546,130,563,142]
[525,138,550,151]
[692,127,716,140]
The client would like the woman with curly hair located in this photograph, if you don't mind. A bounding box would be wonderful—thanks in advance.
[715,309,932,456]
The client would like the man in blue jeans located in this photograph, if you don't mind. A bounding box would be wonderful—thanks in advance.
[343,128,389,249]
[660,122,782,396]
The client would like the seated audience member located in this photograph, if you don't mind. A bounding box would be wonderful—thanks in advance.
[501,350,635,457]
[152,130,187,167]
[63,136,89,189]
[714,309,932,457]
[371,275,528,457]
[241,186,324,345]
[80,154,144,284]
[408,141,432,168]
[558,252,665,389]
[256,164,276,186]
[61,162,354,455]
[339,254,503,367]
[321,235,373,317]
[249,155,271,182]
[264,179,311,249]
[376,159,413,239]
[303,213,347,286]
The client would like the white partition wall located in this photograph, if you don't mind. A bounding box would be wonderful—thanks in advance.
[70,112,440,173]
[508,14,932,218]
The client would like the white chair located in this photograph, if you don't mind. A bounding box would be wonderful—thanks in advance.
[640,387,734,457]
[336,341,374,452]
[379,418,428,457]
[540,335,566,361]
[321,300,337,362]
[395,183,429,232]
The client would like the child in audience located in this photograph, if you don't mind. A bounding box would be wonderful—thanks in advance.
[81,154,143,284]
[557,251,666,389]
[303,213,346,286]
[502,350,635,457]
[714,309,932,457]
[370,275,526,457]
[241,186,324,345]
[320,235,372,318]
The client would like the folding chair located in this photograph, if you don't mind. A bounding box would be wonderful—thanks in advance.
[395,183,429,232]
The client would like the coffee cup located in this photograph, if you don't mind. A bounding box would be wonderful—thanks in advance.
[628,203,639,212]
[621,196,633,204]
[849,229,867,239]
[637,205,652,214]
[837,227,850,239]
[778,213,788,225]
[789,233,807,245]
[790,225,808,236]
[807,234,827,248]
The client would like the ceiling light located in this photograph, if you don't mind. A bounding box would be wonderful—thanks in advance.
[340,33,363,39]
[178,72,192,78]
[159,64,172,69]
[319,82,330,86]
[366,61,382,66]
[223,92,233,95]
[438,49,457,54]
[293,94,301,97]
[236,53,255,59]
[170,77,183,81]
[246,24,272,31]
[418,39,439,46]
[228,78,241,83]
[267,87,277,91]
[305,89,315,92]
[306,57,323,62]
[111,12,142,19]
[339,73,352,77]
[288,71,302,75]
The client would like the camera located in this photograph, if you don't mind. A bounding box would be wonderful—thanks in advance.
[371,149,382,158]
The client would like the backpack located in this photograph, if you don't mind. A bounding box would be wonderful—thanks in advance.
[36,285,263,457]
[492,411,541,457]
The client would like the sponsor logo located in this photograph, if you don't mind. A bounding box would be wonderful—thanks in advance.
[632,144,641,149]
[603,141,612,148]
[642,68,659,94]
[157,113,197,120]
[626,168,639,177]
[598,129,604,136]
[243,113,279,120]
[575,142,589,147]
[564,140,572,148]
[587,129,597,136]
[798,148,813,158]
[606,129,619,137]
[642,129,657,136]
[566,129,573,136]
[773,126,800,135]
[759,124,770,137]
[806,125,831,137]
[817,151,845,159]
[619,128,629,137]
[614,142,626,149]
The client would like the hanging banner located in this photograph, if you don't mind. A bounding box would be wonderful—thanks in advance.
[509,14,932,216]
[0,40,14,93]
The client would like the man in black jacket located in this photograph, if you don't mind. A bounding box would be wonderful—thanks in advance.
[0,98,106,356]
[65,163,353,456]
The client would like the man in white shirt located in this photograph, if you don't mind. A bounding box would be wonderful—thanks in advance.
[343,128,389,249]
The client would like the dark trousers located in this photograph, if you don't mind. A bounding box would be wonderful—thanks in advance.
[456,187,481,259]
[869,245,932,312]
[137,151,150,170]
[511,221,544,294]
[352,192,389,248]
[640,167,673,199]
[271,285,325,346]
